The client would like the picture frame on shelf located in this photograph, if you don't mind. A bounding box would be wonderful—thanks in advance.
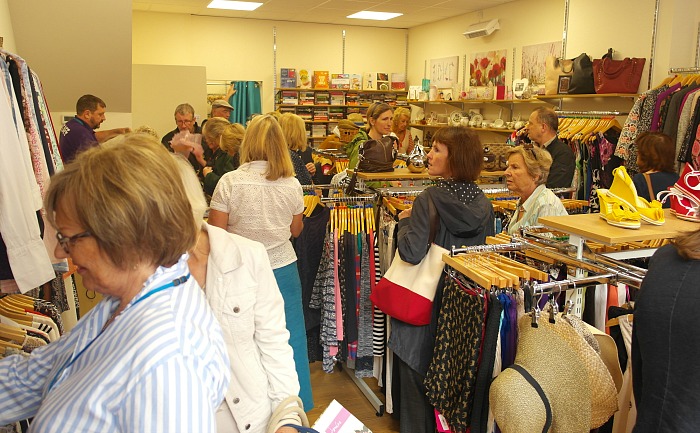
[557,76,571,94]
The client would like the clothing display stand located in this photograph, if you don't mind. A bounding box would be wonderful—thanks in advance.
[537,210,697,315]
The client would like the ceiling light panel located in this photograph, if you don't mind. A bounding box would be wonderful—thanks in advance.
[207,0,262,11]
[347,11,403,21]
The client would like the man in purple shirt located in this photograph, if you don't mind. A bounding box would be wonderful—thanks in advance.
[58,94,130,163]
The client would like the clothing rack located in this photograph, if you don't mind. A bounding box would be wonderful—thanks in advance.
[310,147,348,159]
[530,274,616,295]
[556,110,628,117]
[668,67,700,73]
[321,195,375,203]
[450,242,525,256]
[301,184,336,190]
[375,186,428,197]
[480,186,576,195]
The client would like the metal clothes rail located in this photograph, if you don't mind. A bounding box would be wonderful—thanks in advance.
[556,110,628,116]
[668,67,700,73]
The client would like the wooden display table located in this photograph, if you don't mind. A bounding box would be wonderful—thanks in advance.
[538,209,698,245]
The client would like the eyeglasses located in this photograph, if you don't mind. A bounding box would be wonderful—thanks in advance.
[176,119,194,126]
[56,230,92,254]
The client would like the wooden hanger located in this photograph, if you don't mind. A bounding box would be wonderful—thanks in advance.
[0,338,23,350]
[443,255,493,289]
[605,313,633,327]
[0,322,27,343]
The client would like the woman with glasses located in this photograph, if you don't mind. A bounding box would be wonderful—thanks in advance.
[505,144,568,234]
[0,136,230,431]
[208,114,313,412]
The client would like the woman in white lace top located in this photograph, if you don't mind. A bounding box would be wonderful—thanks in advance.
[208,114,313,411]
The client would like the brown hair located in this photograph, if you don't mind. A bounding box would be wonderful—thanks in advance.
[203,117,245,155]
[45,134,197,269]
[76,94,105,114]
[239,114,294,180]
[365,102,393,134]
[532,107,559,132]
[279,113,308,152]
[674,229,700,260]
[505,145,554,185]
[635,132,676,173]
[430,127,484,182]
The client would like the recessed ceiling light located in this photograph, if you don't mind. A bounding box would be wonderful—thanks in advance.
[347,11,403,21]
[207,0,262,11]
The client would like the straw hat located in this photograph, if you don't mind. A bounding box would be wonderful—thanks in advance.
[490,315,591,433]
[338,119,360,130]
[347,113,365,126]
[542,307,618,428]
[586,323,623,392]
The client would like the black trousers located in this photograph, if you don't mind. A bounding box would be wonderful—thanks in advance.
[395,355,437,433]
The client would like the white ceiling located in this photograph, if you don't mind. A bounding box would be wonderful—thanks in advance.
[133,0,516,29]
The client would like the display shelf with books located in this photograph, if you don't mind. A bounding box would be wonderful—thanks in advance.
[274,87,408,145]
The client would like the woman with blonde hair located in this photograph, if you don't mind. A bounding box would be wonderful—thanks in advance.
[201,118,245,196]
[504,144,567,234]
[208,114,313,411]
[392,106,414,155]
[279,112,314,185]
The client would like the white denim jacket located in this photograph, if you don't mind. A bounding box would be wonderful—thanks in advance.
[202,223,301,433]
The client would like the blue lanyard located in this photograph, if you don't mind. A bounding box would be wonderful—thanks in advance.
[47,273,190,392]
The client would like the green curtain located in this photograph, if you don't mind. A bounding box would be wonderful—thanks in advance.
[229,81,261,125]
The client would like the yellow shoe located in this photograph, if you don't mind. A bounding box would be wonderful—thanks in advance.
[607,166,665,225]
[596,189,641,229]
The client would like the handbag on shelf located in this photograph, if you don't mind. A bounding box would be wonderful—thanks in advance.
[370,191,447,326]
[593,48,646,94]
[545,53,595,95]
[544,55,573,95]
[567,53,595,94]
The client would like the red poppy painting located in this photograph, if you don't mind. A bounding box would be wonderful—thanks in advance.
[470,50,507,86]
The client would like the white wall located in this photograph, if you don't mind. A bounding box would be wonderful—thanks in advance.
[8,0,132,114]
[0,0,16,53]
[132,64,207,140]
[407,0,700,94]
[132,11,408,114]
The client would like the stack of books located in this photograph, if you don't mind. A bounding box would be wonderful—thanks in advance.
[330,91,345,106]
[299,91,315,105]
[311,124,326,138]
[280,90,299,105]
[296,107,313,121]
[314,91,330,105]
[313,107,329,121]
[328,107,344,120]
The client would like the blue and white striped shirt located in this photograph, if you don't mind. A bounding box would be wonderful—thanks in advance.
[0,254,230,432]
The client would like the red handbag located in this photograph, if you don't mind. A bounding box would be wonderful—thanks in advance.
[593,48,645,94]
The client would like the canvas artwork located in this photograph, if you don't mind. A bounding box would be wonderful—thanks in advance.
[430,56,460,88]
[470,50,507,86]
[521,41,562,84]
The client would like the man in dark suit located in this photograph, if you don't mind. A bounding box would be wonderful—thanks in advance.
[527,107,575,189]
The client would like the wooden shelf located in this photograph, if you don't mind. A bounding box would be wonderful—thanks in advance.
[407,98,545,104]
[538,209,697,245]
[535,93,638,100]
[276,87,407,94]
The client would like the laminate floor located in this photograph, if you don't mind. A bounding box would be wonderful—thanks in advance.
[306,362,400,433]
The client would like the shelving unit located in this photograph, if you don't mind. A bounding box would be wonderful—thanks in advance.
[274,87,408,144]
